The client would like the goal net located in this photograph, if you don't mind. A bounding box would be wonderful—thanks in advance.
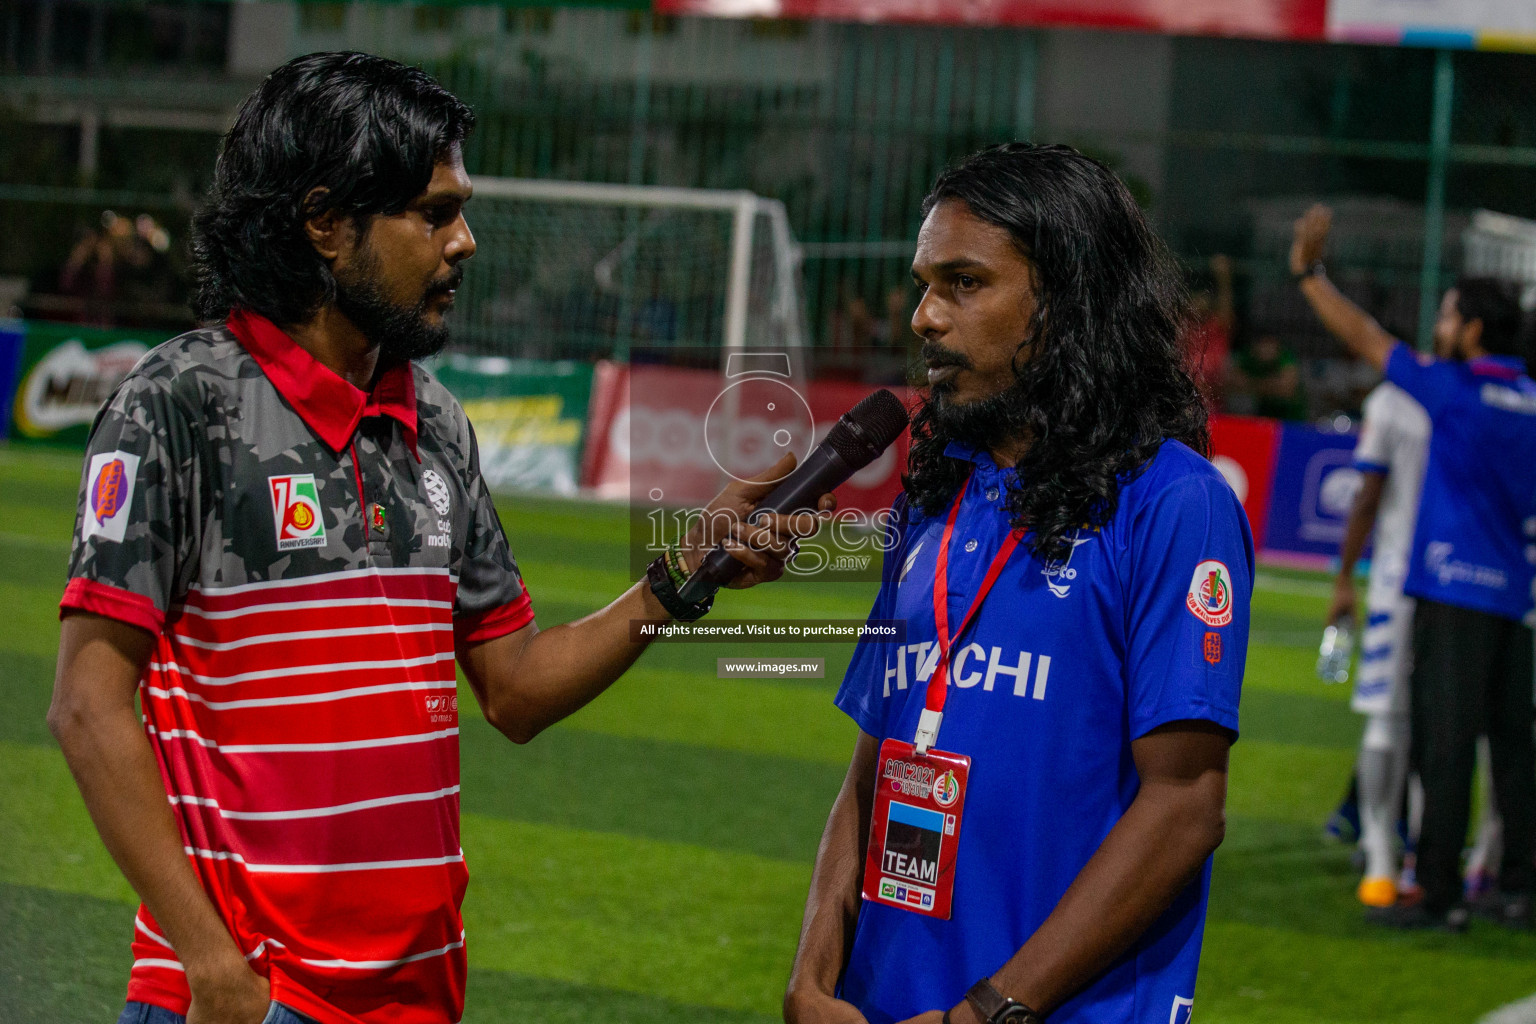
[452,178,808,360]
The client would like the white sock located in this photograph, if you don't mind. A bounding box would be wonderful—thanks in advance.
[1358,714,1409,881]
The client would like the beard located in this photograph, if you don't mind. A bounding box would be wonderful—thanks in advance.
[922,339,1033,452]
[333,242,461,367]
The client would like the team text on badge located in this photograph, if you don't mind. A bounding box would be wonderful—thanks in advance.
[862,738,970,920]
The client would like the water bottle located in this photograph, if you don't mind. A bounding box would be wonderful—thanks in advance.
[1316,618,1355,685]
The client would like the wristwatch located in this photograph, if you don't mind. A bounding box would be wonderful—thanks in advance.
[645,553,714,622]
[965,979,1044,1024]
[1293,259,1325,283]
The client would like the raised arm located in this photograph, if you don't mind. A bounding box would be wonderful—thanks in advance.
[941,721,1231,1023]
[1291,204,1396,371]
[785,729,880,1024]
[50,613,270,1024]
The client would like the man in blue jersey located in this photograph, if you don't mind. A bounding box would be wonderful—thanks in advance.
[1291,204,1535,931]
[784,144,1251,1024]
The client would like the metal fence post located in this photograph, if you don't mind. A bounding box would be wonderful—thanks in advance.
[1416,49,1455,351]
[1014,31,1037,142]
[615,26,655,363]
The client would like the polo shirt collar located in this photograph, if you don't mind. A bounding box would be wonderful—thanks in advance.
[227,309,419,457]
[944,440,991,466]
[944,440,1023,488]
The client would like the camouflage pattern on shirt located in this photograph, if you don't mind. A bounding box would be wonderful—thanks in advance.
[66,324,527,621]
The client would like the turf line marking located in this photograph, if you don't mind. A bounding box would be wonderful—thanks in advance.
[1481,993,1536,1024]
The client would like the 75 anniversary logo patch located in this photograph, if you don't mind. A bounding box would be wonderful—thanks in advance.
[269,474,326,552]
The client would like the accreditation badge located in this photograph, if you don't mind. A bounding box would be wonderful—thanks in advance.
[861,737,970,919]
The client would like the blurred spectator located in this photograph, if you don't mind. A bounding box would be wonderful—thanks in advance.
[1227,332,1306,420]
[58,215,121,325]
[1186,253,1234,400]
[883,284,911,350]
[56,210,177,326]
[826,285,877,351]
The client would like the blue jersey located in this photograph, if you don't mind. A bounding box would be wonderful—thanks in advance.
[834,439,1251,1024]
[1385,343,1536,623]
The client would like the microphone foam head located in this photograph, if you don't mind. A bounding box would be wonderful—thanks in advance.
[825,389,910,468]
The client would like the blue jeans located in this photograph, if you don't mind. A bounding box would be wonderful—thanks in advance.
[117,1001,314,1024]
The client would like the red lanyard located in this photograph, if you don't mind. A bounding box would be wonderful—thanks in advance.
[915,471,1021,751]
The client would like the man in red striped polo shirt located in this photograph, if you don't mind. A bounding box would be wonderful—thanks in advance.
[49,53,817,1024]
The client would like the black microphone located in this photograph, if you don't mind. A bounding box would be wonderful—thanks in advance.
[677,388,910,604]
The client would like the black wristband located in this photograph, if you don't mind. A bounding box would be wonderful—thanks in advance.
[646,554,714,622]
[1293,259,1325,283]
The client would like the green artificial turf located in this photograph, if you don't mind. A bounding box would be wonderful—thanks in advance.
[2,445,1533,1024]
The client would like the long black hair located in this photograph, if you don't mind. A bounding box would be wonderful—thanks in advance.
[189,51,475,325]
[903,143,1208,563]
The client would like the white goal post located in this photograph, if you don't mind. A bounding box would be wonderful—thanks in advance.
[456,176,808,359]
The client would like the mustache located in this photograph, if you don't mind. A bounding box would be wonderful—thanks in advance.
[427,266,464,296]
[920,339,971,370]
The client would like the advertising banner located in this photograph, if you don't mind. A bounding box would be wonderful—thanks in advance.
[582,357,909,517]
[0,320,24,442]
[590,377,1358,568]
[1208,414,1282,547]
[430,354,593,496]
[10,322,169,446]
[1328,0,1536,48]
[657,0,1327,40]
[1261,422,1361,565]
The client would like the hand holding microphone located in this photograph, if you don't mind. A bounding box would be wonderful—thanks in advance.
[671,452,838,596]
[676,389,910,605]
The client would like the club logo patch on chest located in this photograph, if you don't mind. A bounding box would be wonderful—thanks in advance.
[422,468,451,518]
[269,474,326,551]
[1186,559,1233,626]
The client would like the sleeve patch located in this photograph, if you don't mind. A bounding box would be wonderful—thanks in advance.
[1185,559,1234,627]
[82,451,141,544]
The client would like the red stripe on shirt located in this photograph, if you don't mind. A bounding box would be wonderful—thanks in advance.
[147,719,460,809]
[129,861,469,1024]
[155,641,454,691]
[180,566,457,613]
[167,600,450,649]
[174,790,461,870]
[126,568,479,1024]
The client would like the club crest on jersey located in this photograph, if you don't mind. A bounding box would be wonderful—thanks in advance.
[1169,996,1193,1024]
[82,450,140,543]
[269,474,326,551]
[422,468,451,517]
[1186,559,1233,626]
